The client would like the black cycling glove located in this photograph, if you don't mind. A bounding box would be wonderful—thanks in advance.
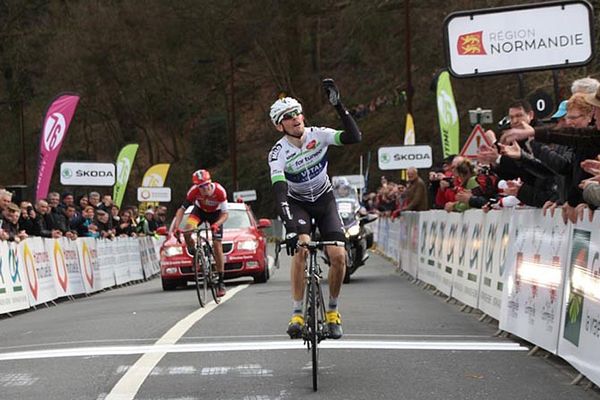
[285,232,299,256]
[322,78,341,107]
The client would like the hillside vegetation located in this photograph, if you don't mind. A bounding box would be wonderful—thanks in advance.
[1,0,599,217]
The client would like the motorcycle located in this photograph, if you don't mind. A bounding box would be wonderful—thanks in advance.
[334,187,377,283]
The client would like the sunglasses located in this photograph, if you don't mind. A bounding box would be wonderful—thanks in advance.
[281,110,301,122]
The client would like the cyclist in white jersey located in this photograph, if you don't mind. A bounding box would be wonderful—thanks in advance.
[268,79,362,339]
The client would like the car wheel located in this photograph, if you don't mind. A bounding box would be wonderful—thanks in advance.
[162,278,178,291]
[253,258,269,284]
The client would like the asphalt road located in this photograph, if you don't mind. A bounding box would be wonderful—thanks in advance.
[0,245,598,400]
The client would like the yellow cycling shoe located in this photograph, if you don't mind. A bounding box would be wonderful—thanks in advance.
[287,314,304,339]
[326,310,343,339]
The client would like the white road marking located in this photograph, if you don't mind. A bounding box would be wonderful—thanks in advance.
[0,339,526,361]
[114,364,273,377]
[105,284,249,400]
[0,373,39,387]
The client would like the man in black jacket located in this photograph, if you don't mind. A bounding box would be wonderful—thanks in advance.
[33,200,62,238]
[478,100,558,207]
[498,87,600,221]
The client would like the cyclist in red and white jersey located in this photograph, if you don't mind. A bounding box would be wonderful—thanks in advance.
[171,169,229,297]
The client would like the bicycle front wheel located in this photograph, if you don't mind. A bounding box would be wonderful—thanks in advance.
[204,243,221,304]
[194,249,208,307]
[309,274,319,391]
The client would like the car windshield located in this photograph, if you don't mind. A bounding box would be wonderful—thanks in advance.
[223,209,252,229]
[180,208,252,230]
[333,185,358,201]
[337,200,357,225]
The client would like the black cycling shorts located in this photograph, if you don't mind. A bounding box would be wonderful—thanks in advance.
[187,207,224,240]
[288,191,346,243]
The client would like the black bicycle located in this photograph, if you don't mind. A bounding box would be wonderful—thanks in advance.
[297,240,344,391]
[183,224,221,307]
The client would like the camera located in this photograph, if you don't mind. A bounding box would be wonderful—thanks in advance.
[497,116,511,131]
[468,108,493,126]
[27,206,34,213]
[442,177,454,188]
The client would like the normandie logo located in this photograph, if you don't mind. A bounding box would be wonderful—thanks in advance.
[457,31,487,55]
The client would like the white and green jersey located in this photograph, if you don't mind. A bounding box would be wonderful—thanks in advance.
[269,127,343,202]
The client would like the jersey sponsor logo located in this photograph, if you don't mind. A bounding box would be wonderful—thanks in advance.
[293,148,325,168]
[269,144,283,162]
[306,139,317,150]
[286,158,327,183]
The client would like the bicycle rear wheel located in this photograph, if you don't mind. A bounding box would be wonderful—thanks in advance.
[309,274,319,391]
[193,249,208,307]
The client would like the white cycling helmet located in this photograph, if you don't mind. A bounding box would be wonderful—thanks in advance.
[269,97,303,126]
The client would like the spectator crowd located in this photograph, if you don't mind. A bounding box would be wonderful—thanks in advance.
[0,189,169,243]
[362,76,600,224]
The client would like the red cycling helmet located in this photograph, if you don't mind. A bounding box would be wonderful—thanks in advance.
[192,169,211,186]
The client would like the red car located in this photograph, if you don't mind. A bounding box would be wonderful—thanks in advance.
[159,202,272,290]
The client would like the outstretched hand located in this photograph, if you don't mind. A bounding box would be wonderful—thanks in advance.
[322,78,341,107]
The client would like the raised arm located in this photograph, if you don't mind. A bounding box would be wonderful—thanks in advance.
[323,78,362,144]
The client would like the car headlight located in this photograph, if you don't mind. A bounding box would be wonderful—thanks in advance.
[164,246,184,257]
[237,239,258,251]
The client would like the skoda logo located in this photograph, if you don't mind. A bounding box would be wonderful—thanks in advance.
[62,168,73,179]
[381,153,390,163]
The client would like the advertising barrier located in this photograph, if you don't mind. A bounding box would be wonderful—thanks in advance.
[50,238,86,297]
[0,236,163,316]
[21,237,57,306]
[0,241,29,314]
[500,210,570,354]
[437,212,460,297]
[452,210,484,309]
[557,210,600,387]
[479,209,514,320]
[418,211,439,287]
[375,207,600,387]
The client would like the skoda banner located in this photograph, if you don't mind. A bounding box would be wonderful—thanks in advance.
[60,162,116,186]
[378,145,432,170]
[444,1,594,77]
